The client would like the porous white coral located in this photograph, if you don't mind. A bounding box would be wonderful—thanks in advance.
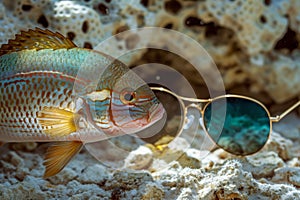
[48,1,104,48]
[198,0,289,55]
[244,51,300,103]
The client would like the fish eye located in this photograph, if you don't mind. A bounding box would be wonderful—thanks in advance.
[120,88,136,104]
[124,93,134,101]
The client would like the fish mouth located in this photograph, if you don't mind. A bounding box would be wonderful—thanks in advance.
[133,103,166,139]
[148,103,165,124]
[90,103,166,137]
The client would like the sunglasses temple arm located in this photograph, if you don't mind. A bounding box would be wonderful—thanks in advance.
[271,100,300,122]
[150,87,211,103]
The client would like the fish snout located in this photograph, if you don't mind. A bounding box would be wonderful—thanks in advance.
[148,103,165,123]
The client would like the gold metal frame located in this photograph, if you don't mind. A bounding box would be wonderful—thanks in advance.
[151,87,300,155]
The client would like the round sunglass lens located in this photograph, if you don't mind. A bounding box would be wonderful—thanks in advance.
[203,97,270,156]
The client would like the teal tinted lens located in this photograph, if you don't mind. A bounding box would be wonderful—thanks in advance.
[203,97,270,156]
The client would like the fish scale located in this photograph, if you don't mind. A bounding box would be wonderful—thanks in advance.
[0,73,74,141]
[0,49,89,78]
[0,48,117,142]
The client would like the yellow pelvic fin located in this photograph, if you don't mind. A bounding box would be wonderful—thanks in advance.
[0,28,77,56]
[43,141,83,178]
[38,107,78,137]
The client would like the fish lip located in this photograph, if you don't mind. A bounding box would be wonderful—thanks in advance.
[90,103,165,137]
[148,103,165,123]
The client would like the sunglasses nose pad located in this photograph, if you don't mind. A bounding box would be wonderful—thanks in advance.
[183,114,195,130]
[182,105,201,131]
[177,106,215,159]
[183,113,205,132]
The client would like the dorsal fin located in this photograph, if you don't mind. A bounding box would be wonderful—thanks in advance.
[0,28,77,56]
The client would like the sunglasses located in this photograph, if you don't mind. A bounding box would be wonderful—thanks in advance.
[150,87,300,156]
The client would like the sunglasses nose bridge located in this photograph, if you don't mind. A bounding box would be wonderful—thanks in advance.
[185,103,204,114]
[185,102,207,116]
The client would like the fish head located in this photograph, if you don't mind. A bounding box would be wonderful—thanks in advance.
[83,62,165,137]
[110,84,165,133]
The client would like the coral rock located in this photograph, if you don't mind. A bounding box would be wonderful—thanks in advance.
[242,151,285,178]
[273,167,300,187]
[124,146,153,170]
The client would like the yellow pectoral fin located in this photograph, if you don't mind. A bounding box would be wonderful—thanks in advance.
[38,107,78,137]
[43,141,83,178]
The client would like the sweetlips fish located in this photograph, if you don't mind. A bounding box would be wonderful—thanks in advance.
[0,28,164,178]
